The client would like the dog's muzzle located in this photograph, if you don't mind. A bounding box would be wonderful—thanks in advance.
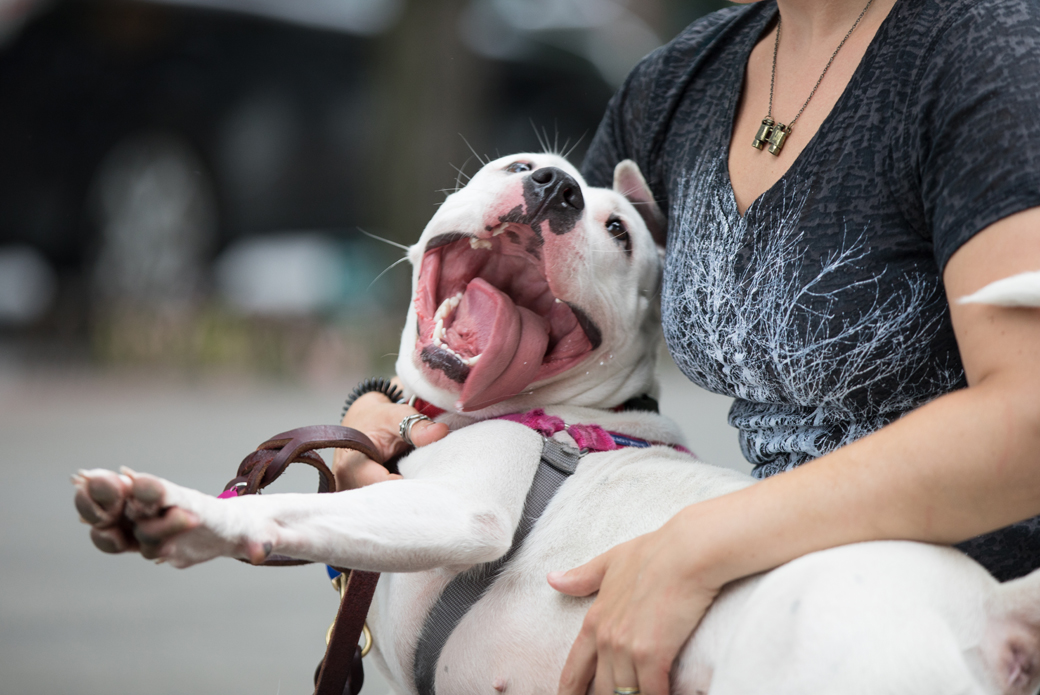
[413,212,598,411]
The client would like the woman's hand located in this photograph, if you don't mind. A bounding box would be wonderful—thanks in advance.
[550,514,723,695]
[333,388,449,490]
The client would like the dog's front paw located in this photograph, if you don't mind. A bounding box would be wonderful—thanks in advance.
[73,468,136,553]
[74,468,272,569]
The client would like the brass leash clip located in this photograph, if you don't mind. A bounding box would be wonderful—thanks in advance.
[327,572,373,658]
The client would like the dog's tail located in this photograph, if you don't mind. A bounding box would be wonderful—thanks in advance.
[983,567,1040,694]
[958,270,1040,307]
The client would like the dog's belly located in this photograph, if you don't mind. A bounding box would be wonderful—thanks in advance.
[370,446,755,694]
[692,542,998,695]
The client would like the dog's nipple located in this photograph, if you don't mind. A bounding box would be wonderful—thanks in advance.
[493,677,507,692]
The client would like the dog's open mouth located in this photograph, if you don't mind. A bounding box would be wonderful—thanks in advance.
[415,223,599,411]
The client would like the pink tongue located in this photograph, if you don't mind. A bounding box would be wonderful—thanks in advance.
[448,277,549,411]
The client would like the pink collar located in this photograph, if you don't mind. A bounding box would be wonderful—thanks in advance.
[497,408,692,455]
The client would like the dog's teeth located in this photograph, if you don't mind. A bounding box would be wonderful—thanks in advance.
[470,237,493,251]
[491,224,507,237]
[461,353,481,366]
[433,319,444,345]
[434,293,464,323]
[554,298,562,304]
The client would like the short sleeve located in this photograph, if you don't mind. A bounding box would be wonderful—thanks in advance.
[582,6,750,195]
[581,47,669,190]
[914,0,1040,271]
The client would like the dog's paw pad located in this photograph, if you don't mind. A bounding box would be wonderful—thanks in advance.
[125,473,169,519]
[90,526,130,554]
[73,470,128,526]
[75,489,103,525]
[87,474,124,508]
[132,475,165,505]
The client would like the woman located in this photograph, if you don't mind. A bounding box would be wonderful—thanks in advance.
[337,0,1040,692]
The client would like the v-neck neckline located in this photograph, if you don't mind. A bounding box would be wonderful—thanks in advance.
[720,0,900,221]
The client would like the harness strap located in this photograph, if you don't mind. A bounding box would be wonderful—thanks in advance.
[412,437,581,695]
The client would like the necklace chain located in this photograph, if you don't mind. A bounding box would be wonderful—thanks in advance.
[754,0,876,155]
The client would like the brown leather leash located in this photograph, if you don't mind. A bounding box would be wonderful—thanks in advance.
[222,424,384,695]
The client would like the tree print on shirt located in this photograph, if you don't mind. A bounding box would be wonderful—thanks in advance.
[661,157,962,476]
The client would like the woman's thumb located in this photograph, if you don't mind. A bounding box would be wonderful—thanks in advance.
[410,419,449,447]
[547,554,608,597]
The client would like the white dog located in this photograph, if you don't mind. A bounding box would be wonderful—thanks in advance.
[74,153,1040,695]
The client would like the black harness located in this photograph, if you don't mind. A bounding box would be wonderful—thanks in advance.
[412,437,582,695]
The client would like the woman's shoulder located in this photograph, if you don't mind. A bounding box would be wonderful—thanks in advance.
[902,0,1040,57]
[891,0,1040,271]
[606,3,771,148]
[581,3,769,189]
[626,3,768,91]
[895,0,1040,109]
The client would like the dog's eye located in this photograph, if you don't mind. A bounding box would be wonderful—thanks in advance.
[505,162,532,173]
[606,217,632,255]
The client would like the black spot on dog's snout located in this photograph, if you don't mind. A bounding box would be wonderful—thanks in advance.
[566,303,602,350]
[497,205,526,227]
[524,167,584,236]
[421,345,470,383]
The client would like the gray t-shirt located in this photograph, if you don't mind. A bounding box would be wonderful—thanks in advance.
[582,0,1040,580]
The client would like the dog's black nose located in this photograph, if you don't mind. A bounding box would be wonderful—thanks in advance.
[528,167,585,214]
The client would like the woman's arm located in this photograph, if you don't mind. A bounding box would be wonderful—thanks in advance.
[552,207,1040,695]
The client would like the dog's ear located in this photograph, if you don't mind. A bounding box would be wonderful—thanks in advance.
[613,159,666,247]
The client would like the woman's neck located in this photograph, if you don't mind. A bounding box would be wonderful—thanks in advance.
[774,0,886,47]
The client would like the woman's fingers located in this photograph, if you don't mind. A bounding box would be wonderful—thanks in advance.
[558,616,599,695]
[554,551,613,695]
[333,449,402,490]
[553,528,719,695]
[333,386,448,489]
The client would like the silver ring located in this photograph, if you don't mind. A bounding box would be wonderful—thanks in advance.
[613,689,640,695]
[399,413,432,447]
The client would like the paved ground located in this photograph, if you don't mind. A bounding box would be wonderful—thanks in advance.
[0,355,746,695]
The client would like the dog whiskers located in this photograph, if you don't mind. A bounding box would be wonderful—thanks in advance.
[450,158,474,193]
[563,132,587,159]
[530,120,582,160]
[368,255,411,290]
[531,119,550,154]
[358,227,410,252]
[459,134,489,166]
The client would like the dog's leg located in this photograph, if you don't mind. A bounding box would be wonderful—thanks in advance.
[76,469,520,570]
[74,421,545,571]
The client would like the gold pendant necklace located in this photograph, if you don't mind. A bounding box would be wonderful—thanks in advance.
[752,0,876,156]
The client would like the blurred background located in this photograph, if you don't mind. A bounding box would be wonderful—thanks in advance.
[0,0,745,693]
